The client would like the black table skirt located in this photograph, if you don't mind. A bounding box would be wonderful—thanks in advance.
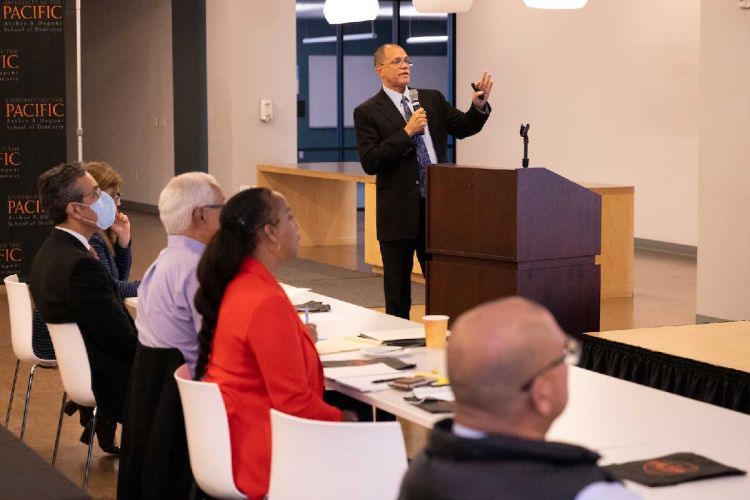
[580,335,750,414]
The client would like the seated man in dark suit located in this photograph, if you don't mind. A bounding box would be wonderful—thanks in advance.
[399,297,640,500]
[30,162,136,454]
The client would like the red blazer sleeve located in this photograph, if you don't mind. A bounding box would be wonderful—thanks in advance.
[249,295,342,421]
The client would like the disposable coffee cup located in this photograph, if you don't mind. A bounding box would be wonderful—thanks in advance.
[423,315,449,349]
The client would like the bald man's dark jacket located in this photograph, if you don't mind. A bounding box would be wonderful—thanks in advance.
[354,88,490,241]
[30,228,136,421]
[398,419,621,500]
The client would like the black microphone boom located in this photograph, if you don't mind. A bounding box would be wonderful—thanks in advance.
[520,123,530,168]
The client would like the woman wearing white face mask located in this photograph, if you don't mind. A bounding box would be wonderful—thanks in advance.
[85,162,140,298]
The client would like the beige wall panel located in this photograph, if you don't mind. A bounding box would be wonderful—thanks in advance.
[696,1,750,320]
[455,0,699,246]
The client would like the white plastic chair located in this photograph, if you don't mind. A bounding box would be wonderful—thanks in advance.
[3,275,61,447]
[267,409,408,500]
[47,322,98,494]
[174,364,247,499]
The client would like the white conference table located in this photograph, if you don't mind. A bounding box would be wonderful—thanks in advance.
[127,289,750,498]
[298,289,750,499]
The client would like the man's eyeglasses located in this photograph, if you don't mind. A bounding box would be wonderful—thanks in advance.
[520,337,581,392]
[81,186,101,203]
[383,57,412,68]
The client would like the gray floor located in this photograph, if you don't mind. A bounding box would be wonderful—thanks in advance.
[0,210,697,498]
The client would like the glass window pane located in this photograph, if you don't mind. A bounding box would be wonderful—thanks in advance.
[343,2,395,148]
[297,1,338,162]
[296,1,455,162]
[399,2,449,98]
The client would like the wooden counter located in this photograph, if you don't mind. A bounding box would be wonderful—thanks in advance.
[257,163,634,298]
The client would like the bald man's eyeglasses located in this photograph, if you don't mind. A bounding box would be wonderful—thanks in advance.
[520,337,580,392]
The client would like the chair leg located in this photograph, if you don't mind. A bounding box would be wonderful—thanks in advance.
[4,359,20,428]
[19,364,38,440]
[82,406,97,494]
[52,392,66,465]
[372,405,378,422]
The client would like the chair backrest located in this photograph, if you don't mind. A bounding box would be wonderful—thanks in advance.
[268,409,408,500]
[4,274,40,363]
[174,364,246,499]
[46,323,95,407]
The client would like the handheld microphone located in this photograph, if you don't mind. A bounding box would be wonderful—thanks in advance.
[408,89,424,136]
[409,88,421,110]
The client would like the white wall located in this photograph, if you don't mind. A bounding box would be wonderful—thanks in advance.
[696,1,750,320]
[79,0,174,206]
[456,0,700,246]
[206,0,297,193]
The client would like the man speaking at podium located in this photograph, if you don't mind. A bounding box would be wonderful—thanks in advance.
[354,43,493,319]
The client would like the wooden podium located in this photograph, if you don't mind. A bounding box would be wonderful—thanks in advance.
[426,165,602,335]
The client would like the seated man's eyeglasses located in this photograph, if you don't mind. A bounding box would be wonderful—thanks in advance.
[81,186,102,203]
[520,336,581,392]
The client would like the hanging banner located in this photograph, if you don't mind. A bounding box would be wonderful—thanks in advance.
[0,0,66,278]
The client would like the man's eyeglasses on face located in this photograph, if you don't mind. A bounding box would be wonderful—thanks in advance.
[81,186,101,203]
[384,57,412,68]
[520,336,581,392]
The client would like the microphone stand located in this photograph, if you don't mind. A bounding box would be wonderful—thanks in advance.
[520,123,530,168]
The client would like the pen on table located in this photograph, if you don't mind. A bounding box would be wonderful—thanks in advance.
[372,376,402,384]
[304,305,309,325]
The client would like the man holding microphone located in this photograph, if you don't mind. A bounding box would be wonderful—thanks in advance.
[354,43,493,319]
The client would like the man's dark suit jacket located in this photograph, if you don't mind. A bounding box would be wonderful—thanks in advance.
[354,88,490,242]
[30,228,136,421]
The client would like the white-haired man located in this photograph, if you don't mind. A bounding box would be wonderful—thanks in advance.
[135,172,225,372]
[119,172,225,498]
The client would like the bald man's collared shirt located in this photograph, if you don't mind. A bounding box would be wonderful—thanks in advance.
[452,422,487,439]
[382,85,438,165]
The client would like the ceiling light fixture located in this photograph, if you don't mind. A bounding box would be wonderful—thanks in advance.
[406,35,449,44]
[302,32,378,45]
[295,3,325,14]
[323,0,379,24]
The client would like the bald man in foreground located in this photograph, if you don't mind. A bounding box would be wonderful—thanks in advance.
[398,298,640,500]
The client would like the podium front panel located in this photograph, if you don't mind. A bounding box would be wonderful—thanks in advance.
[427,165,601,262]
[427,255,601,335]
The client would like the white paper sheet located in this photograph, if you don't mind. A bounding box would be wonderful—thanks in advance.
[324,363,402,380]
[358,328,425,342]
[335,371,417,393]
[279,282,311,300]
[412,385,455,401]
[316,338,366,355]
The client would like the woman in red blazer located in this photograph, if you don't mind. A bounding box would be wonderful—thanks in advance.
[193,187,346,499]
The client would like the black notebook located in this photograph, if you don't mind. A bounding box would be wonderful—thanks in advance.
[604,452,746,487]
